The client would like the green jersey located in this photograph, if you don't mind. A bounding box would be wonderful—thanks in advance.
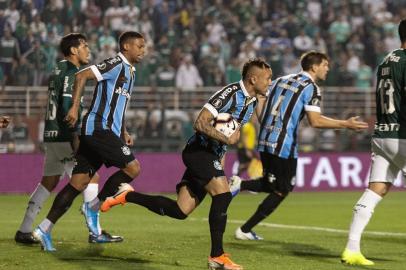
[44,60,82,142]
[373,48,406,139]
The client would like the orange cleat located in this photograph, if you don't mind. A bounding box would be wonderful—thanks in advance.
[208,253,243,270]
[100,183,134,212]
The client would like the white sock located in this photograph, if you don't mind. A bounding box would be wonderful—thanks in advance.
[19,183,51,233]
[346,189,382,252]
[38,218,54,233]
[83,183,98,203]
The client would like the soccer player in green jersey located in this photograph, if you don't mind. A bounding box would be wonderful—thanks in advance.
[15,33,122,245]
[341,19,406,266]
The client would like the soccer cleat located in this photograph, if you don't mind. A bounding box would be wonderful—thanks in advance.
[341,248,374,266]
[229,176,242,197]
[100,183,134,212]
[88,230,124,243]
[208,253,243,270]
[15,230,40,244]
[235,227,263,240]
[32,227,56,251]
[81,202,101,236]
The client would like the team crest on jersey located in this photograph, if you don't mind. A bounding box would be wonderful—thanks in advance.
[267,173,276,183]
[121,146,131,156]
[97,63,106,70]
[213,160,222,170]
[212,99,222,108]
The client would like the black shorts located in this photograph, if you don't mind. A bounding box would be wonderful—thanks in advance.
[72,130,135,175]
[237,148,252,164]
[260,151,297,194]
[175,142,225,202]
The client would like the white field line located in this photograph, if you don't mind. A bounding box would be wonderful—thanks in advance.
[189,218,406,237]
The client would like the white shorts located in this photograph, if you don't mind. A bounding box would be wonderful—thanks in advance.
[43,142,75,178]
[369,138,406,184]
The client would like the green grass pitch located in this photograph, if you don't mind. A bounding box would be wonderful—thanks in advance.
[0,192,405,270]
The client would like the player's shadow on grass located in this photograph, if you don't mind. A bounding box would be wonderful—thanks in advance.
[229,239,394,267]
[51,243,158,270]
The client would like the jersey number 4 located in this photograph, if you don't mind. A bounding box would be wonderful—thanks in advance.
[378,78,395,114]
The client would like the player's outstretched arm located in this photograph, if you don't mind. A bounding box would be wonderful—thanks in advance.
[306,111,368,131]
[65,68,96,127]
[194,108,240,145]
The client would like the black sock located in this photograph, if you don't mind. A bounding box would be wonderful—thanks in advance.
[98,170,133,201]
[241,179,264,192]
[46,184,81,223]
[241,193,285,233]
[209,192,232,257]
[126,192,187,220]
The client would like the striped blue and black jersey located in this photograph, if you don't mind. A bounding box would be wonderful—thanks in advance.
[257,72,321,159]
[188,80,258,157]
[82,52,136,138]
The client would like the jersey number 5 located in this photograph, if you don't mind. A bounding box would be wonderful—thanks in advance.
[378,78,395,114]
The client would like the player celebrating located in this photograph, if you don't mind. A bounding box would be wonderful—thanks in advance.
[229,51,368,241]
[100,59,272,270]
[31,31,145,251]
[15,33,121,245]
[341,19,406,266]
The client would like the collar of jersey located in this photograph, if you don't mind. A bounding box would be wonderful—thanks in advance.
[239,80,251,97]
[300,71,314,82]
[118,52,136,72]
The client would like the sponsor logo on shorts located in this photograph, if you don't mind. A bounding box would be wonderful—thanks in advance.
[213,160,222,170]
[267,173,276,183]
[121,146,131,156]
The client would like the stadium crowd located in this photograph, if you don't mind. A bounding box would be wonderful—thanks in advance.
[1,0,405,88]
[0,0,404,152]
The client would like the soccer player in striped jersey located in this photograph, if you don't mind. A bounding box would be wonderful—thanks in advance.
[15,33,121,245]
[341,19,406,266]
[100,58,272,270]
[32,31,145,251]
[230,51,368,241]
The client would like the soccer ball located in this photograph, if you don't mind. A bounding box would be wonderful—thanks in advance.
[213,113,239,137]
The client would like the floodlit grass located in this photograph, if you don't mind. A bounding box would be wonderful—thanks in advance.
[1,192,405,270]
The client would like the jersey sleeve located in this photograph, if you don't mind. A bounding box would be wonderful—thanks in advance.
[203,85,238,117]
[89,57,122,82]
[303,83,321,112]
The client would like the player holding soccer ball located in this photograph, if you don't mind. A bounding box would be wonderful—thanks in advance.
[101,58,272,270]
[341,19,406,266]
[229,51,369,242]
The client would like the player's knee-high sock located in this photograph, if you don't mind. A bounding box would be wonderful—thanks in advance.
[97,171,132,202]
[42,184,81,231]
[209,192,232,257]
[19,183,50,233]
[346,189,382,252]
[241,178,264,192]
[241,192,285,233]
[125,192,187,219]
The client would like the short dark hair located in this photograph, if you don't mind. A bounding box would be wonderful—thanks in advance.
[119,31,144,51]
[399,19,406,43]
[300,51,329,71]
[242,58,271,80]
[60,33,87,57]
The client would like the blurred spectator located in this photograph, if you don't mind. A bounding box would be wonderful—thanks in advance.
[23,39,48,86]
[4,1,20,32]
[175,54,202,91]
[98,27,117,51]
[30,14,46,41]
[104,0,127,36]
[355,59,373,89]
[156,60,175,87]
[0,27,20,86]
[225,58,241,84]
[11,57,32,86]
[293,29,313,56]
